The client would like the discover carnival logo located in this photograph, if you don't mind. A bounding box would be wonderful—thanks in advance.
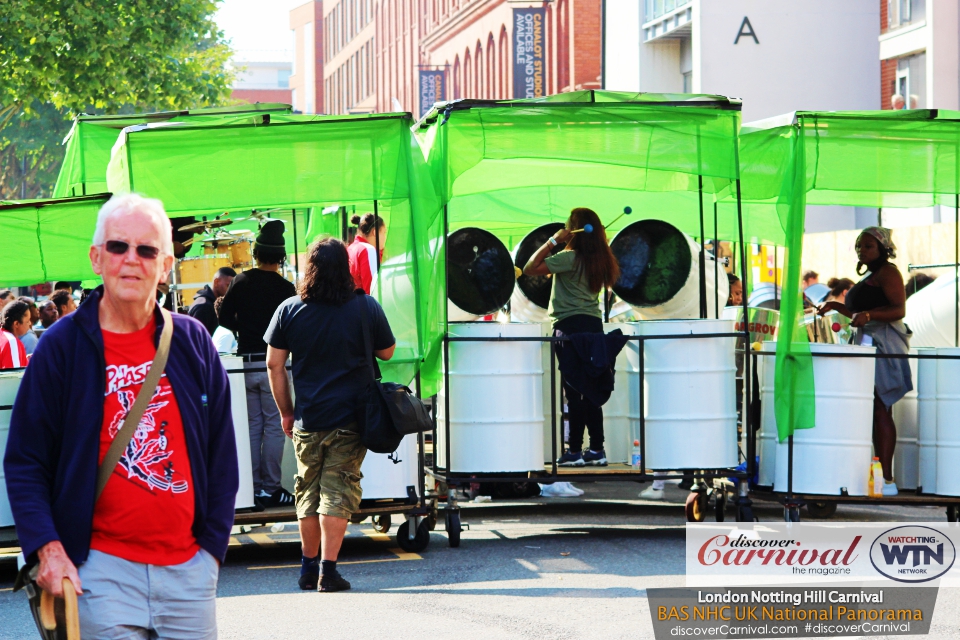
[869,526,956,583]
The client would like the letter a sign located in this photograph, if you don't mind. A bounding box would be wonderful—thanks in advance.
[734,16,759,44]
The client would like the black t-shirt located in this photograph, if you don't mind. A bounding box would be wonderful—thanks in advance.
[265,294,395,431]
[218,269,297,354]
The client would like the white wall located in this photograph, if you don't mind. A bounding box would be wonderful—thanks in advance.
[929,0,960,109]
[698,0,880,122]
[604,0,640,91]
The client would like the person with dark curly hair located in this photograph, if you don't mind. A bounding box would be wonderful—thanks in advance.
[265,236,395,592]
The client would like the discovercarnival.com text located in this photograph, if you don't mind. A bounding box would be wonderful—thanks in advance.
[669,622,912,637]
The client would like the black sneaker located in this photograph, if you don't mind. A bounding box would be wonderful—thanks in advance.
[267,488,295,507]
[298,567,319,591]
[319,570,351,592]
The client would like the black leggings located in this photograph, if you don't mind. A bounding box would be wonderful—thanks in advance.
[554,314,604,453]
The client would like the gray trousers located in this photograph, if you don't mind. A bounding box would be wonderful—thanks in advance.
[78,549,218,639]
[244,364,284,495]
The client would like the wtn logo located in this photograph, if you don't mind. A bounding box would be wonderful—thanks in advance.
[880,543,944,567]
[870,526,956,583]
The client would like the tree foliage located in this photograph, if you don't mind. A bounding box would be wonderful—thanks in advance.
[0,0,235,198]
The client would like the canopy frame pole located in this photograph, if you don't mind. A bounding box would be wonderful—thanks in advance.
[374,200,382,270]
[442,203,451,478]
[713,200,719,319]
[292,208,299,285]
[955,194,958,347]
[698,175,707,319]
[733,113,754,491]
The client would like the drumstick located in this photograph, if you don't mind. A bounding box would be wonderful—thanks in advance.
[569,206,633,234]
[63,578,80,640]
[40,590,56,630]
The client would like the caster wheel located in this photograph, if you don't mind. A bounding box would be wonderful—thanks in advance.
[445,511,462,548]
[715,491,727,522]
[685,492,707,522]
[426,505,438,531]
[396,519,430,553]
[784,506,801,522]
[947,505,958,523]
[372,514,392,534]
[805,501,837,519]
[736,505,756,522]
[349,513,367,525]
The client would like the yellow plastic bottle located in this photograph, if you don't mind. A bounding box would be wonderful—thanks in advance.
[869,457,883,497]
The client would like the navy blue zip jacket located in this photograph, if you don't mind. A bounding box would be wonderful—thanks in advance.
[3,291,239,566]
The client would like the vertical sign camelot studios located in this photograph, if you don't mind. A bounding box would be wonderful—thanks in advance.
[418,69,445,117]
[513,7,545,99]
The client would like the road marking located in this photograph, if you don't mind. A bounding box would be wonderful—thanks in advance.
[246,533,276,547]
[0,587,11,593]
[247,527,423,570]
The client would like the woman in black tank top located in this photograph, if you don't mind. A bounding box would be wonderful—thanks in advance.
[817,228,908,492]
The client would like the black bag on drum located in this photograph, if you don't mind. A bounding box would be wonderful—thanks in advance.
[354,293,432,453]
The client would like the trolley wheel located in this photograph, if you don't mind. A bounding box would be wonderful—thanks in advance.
[372,514,392,534]
[805,501,838,519]
[715,491,727,522]
[426,503,439,531]
[349,513,367,524]
[396,519,430,553]
[445,510,462,548]
[947,505,959,523]
[685,492,707,523]
[736,504,756,522]
[784,506,801,522]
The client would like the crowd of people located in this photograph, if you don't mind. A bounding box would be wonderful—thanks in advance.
[0,281,82,367]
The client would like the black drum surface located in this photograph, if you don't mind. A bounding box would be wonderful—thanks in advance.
[447,227,516,316]
[514,222,566,310]
[611,219,691,307]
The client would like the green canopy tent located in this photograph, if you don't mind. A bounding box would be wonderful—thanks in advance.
[105,111,443,389]
[53,103,292,198]
[0,195,110,286]
[415,90,767,359]
[734,109,960,443]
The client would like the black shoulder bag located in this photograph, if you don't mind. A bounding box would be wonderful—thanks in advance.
[355,293,432,454]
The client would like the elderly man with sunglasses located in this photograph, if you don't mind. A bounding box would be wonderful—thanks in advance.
[4,193,239,639]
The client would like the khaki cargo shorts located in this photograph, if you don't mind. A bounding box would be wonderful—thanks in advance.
[292,426,367,520]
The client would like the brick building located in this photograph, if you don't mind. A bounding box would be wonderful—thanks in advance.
[307,0,602,117]
[230,53,293,105]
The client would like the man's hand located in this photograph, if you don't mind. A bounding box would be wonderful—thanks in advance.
[281,415,295,439]
[37,541,81,596]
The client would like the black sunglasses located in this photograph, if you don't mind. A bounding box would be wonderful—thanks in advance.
[104,240,161,260]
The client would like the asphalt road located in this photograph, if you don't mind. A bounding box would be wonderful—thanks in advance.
[1,482,958,640]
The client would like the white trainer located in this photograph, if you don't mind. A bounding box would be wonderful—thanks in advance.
[639,486,664,500]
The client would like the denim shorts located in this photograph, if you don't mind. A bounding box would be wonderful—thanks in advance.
[293,427,367,519]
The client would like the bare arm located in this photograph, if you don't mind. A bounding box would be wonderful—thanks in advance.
[856,265,906,325]
[266,346,295,438]
[523,228,572,277]
[375,344,396,361]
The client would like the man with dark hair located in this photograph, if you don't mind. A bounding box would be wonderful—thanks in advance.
[219,220,297,508]
[53,281,72,292]
[188,266,236,335]
[802,271,819,288]
[17,297,40,355]
[50,289,77,319]
[36,300,58,333]
[0,300,31,368]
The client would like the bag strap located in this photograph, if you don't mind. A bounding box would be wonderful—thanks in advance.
[356,292,381,382]
[95,308,174,502]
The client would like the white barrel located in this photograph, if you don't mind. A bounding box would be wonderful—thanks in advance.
[918,355,938,494]
[600,322,640,464]
[774,344,876,496]
[637,318,738,469]
[360,434,420,500]
[892,349,921,490]
[437,322,544,472]
[220,356,255,510]
[0,371,23,527]
[757,342,778,487]
[936,347,960,495]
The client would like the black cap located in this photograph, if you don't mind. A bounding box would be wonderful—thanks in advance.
[255,219,286,250]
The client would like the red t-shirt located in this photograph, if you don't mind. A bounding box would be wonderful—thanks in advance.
[0,329,27,369]
[347,235,380,294]
[90,319,198,565]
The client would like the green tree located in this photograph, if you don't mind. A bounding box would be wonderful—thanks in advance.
[0,0,235,198]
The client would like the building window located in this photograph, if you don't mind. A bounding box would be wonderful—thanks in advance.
[278,68,291,89]
[557,0,570,92]
[464,49,472,97]
[682,71,692,93]
[499,26,508,99]
[291,29,297,75]
[453,55,461,99]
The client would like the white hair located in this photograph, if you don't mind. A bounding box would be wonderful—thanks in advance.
[93,193,174,254]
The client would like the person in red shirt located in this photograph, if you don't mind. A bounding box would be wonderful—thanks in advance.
[0,299,31,368]
[346,212,387,294]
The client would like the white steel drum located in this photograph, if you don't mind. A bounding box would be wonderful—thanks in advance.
[360,434,420,500]
[601,322,640,464]
[892,349,921,490]
[220,356,255,509]
[637,318,738,470]
[918,355,938,494]
[757,342,778,488]
[0,372,22,527]
[936,347,960,495]
[437,322,544,472]
[774,344,876,496]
